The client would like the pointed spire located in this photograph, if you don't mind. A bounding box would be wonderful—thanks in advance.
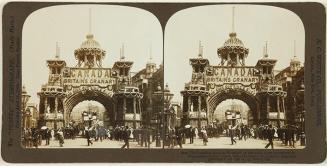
[120,43,125,60]
[263,41,268,58]
[232,6,235,33]
[229,6,237,38]
[89,8,92,34]
[55,42,60,59]
[198,40,203,58]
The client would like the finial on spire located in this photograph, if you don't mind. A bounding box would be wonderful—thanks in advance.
[22,85,26,93]
[89,8,92,34]
[120,43,125,60]
[165,83,169,91]
[55,42,60,59]
[232,6,235,33]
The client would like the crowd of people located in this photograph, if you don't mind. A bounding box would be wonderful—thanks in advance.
[227,123,302,149]
[22,127,67,148]
[22,123,303,149]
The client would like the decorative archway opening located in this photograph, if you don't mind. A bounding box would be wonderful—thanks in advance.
[71,101,106,129]
[214,99,252,127]
[64,90,115,128]
[208,89,259,126]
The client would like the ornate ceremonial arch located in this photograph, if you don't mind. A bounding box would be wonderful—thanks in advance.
[37,33,143,129]
[181,31,287,128]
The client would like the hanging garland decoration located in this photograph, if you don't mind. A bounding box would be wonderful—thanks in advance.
[113,91,143,98]
[256,60,277,66]
[47,60,66,67]
[113,61,133,68]
[218,46,249,59]
[190,58,209,66]
[40,85,66,97]
[74,48,106,61]
[181,88,210,96]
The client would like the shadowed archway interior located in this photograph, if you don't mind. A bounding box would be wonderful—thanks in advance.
[208,89,259,124]
[64,90,115,126]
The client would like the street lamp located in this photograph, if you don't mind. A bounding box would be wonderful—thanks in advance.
[21,85,31,130]
[153,84,163,147]
[163,83,174,148]
[297,80,305,146]
[88,113,92,128]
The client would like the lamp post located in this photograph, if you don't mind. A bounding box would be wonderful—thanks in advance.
[21,86,31,131]
[163,83,174,149]
[88,114,92,128]
[296,81,305,146]
[153,84,163,147]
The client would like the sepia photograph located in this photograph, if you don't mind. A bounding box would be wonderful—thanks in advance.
[1,1,326,163]
[165,5,305,149]
[21,4,305,150]
[21,4,164,149]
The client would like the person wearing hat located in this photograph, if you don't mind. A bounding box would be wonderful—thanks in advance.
[265,124,275,149]
[230,125,237,145]
[85,128,93,146]
[121,126,130,149]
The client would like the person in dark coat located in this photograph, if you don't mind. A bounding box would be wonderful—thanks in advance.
[240,125,247,141]
[285,125,295,148]
[121,126,130,149]
[45,129,51,145]
[175,127,183,148]
[265,125,275,149]
[85,129,93,146]
[230,126,237,145]
[31,128,39,148]
[189,127,195,144]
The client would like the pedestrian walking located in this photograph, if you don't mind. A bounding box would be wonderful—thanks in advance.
[121,126,130,149]
[240,125,247,141]
[194,127,199,139]
[85,129,93,146]
[230,125,237,145]
[175,127,183,148]
[285,125,295,148]
[189,127,195,144]
[57,129,64,147]
[265,124,275,149]
[51,129,55,141]
[45,128,51,145]
[31,128,39,148]
[201,128,208,146]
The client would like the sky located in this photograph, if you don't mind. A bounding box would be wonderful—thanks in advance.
[22,4,305,110]
[164,4,305,104]
[22,5,163,104]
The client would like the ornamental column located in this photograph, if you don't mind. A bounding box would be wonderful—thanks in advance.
[188,96,191,112]
[55,97,58,129]
[277,96,280,127]
[266,96,270,120]
[133,97,136,128]
[123,98,126,123]
[44,97,48,113]
[198,96,201,128]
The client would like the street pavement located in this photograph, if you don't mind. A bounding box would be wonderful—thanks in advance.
[37,136,305,149]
